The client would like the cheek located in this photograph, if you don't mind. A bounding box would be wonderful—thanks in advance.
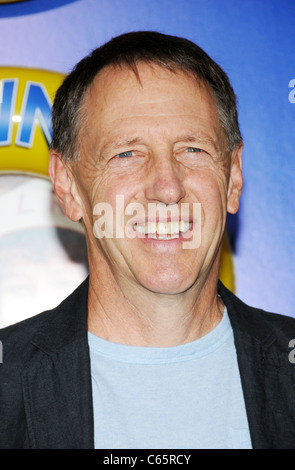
[97,176,140,209]
[188,170,228,222]
[86,174,142,237]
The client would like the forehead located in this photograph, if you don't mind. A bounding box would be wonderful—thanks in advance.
[81,62,222,147]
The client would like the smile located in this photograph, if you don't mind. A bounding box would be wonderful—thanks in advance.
[133,221,193,239]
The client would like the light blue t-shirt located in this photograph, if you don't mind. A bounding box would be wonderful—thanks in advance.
[88,308,252,449]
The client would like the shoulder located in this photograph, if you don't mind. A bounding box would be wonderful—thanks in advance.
[0,278,89,449]
[0,309,55,448]
[218,280,295,345]
[0,310,52,367]
[0,276,89,367]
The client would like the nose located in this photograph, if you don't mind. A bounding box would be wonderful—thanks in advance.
[144,153,186,205]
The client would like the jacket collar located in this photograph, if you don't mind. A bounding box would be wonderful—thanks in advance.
[217,280,276,347]
[30,276,90,354]
[32,277,276,354]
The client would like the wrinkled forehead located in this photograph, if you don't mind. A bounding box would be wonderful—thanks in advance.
[82,62,221,131]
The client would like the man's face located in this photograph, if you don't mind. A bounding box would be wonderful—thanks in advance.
[71,62,242,295]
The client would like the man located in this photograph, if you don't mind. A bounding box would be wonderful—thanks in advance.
[1,31,295,449]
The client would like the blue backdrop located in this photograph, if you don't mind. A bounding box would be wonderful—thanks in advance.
[0,0,294,317]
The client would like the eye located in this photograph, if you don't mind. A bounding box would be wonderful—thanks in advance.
[185,147,202,153]
[116,150,134,158]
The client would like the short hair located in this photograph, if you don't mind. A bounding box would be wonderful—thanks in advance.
[51,31,242,162]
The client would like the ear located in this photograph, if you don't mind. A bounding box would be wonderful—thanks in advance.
[227,144,243,214]
[49,150,84,222]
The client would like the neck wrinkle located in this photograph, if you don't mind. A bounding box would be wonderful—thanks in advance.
[87,260,223,347]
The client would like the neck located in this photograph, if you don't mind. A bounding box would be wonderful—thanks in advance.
[87,252,224,348]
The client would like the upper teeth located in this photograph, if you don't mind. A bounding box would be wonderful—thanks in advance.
[134,221,192,235]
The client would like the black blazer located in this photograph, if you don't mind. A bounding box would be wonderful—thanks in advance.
[1,277,295,449]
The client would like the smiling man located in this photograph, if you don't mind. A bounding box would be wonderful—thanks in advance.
[56,60,240,346]
[1,32,295,449]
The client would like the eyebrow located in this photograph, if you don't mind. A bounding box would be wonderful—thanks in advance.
[100,133,221,156]
[176,133,221,154]
[100,137,143,155]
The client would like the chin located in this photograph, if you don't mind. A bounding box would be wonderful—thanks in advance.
[137,271,197,295]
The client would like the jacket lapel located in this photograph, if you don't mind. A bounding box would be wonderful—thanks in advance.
[22,278,94,449]
[218,281,295,449]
